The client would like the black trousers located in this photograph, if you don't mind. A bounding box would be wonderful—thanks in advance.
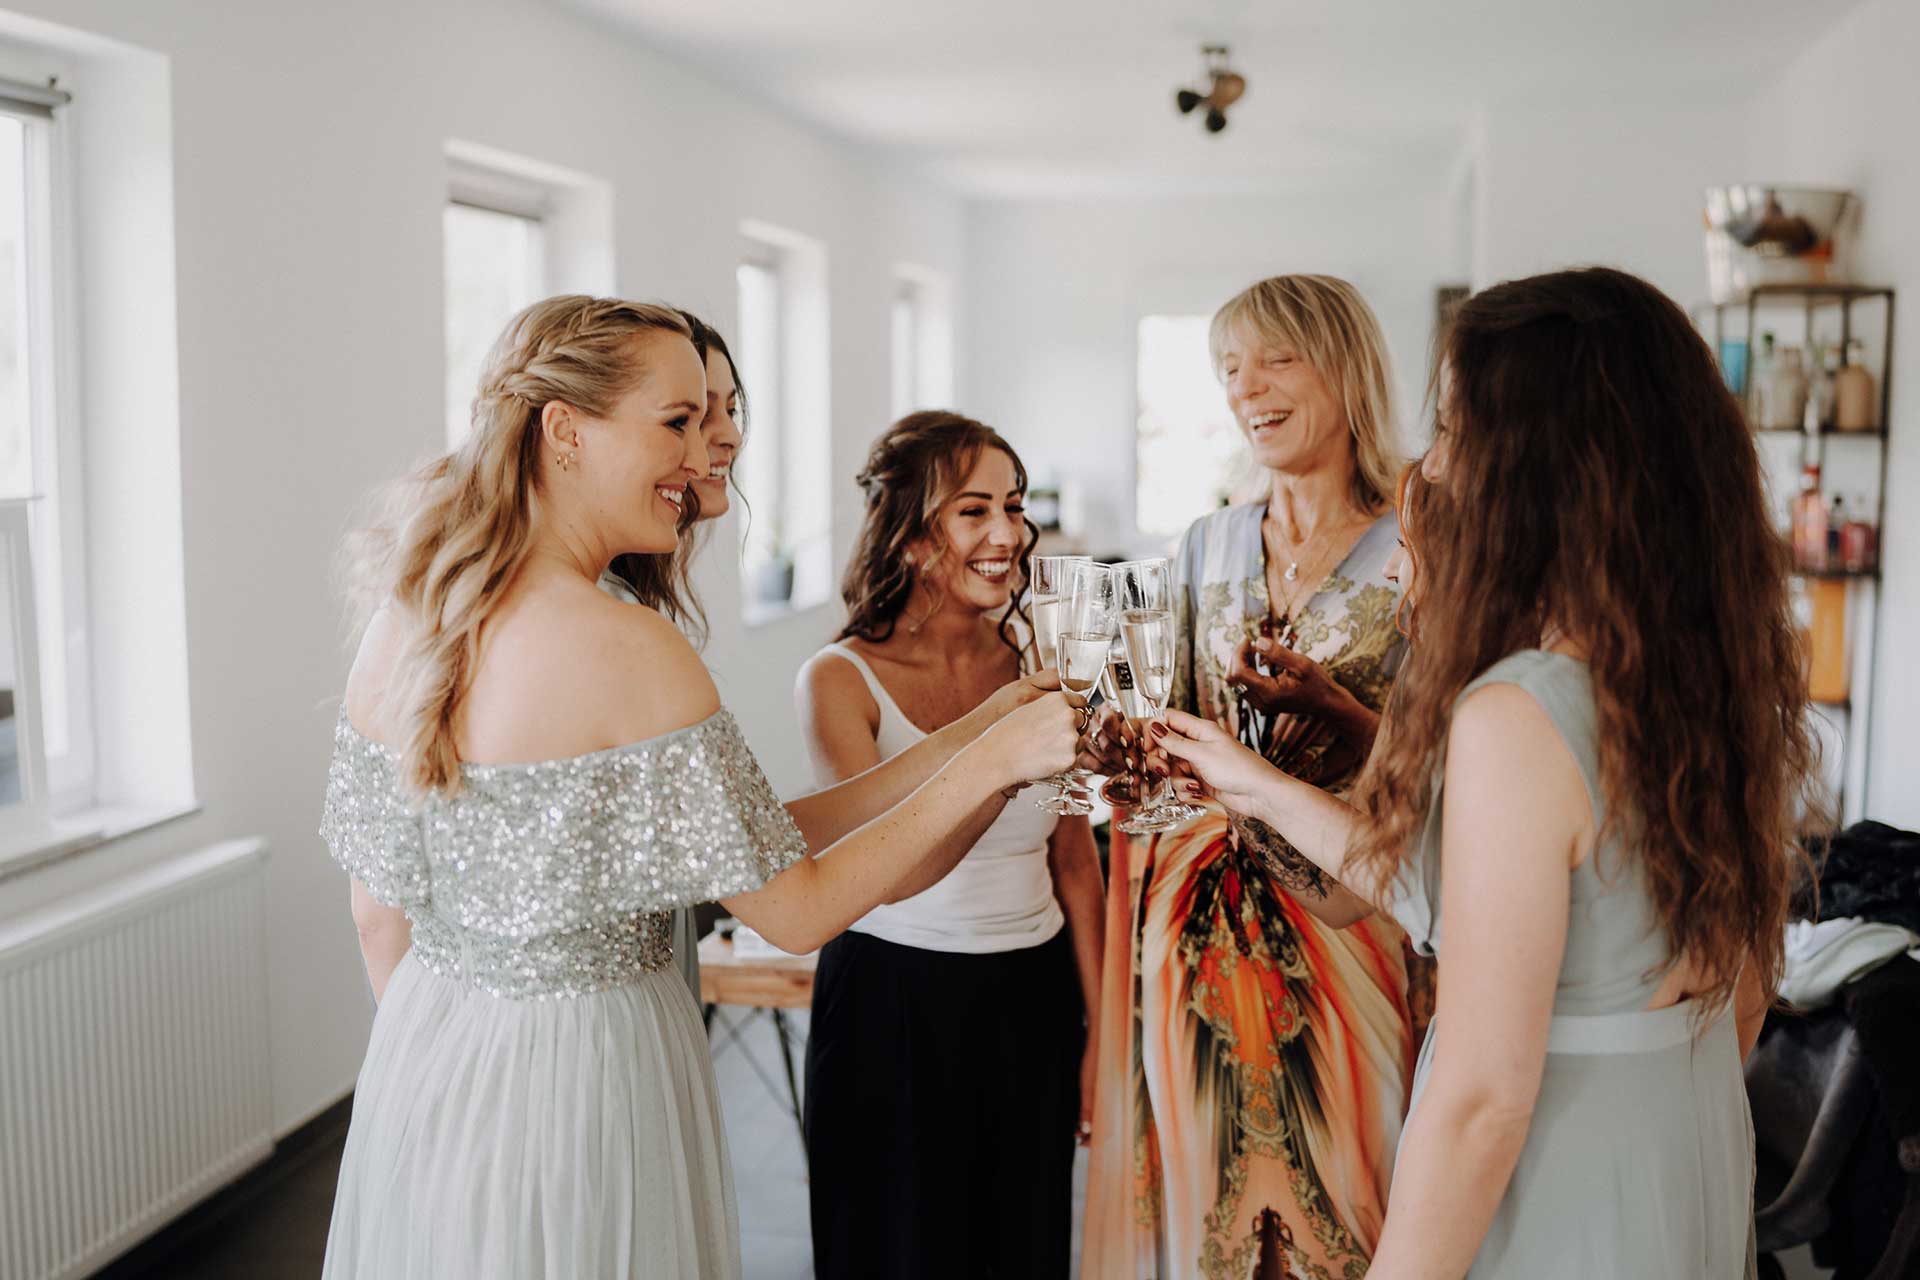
[803,928,1084,1279]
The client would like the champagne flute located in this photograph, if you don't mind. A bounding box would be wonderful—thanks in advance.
[1113,558,1202,834]
[1027,555,1088,679]
[1095,629,1150,808]
[1037,560,1114,817]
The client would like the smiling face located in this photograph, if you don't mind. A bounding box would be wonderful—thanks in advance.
[566,332,710,556]
[1217,322,1355,479]
[915,447,1027,613]
[689,347,743,520]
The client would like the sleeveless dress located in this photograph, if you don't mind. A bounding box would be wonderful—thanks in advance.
[802,641,1083,1279]
[1388,651,1757,1277]
[317,707,808,1279]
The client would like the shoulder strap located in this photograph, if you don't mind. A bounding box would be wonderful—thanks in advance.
[820,641,890,706]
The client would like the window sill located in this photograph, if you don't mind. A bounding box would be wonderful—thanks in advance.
[0,801,202,882]
[742,594,831,629]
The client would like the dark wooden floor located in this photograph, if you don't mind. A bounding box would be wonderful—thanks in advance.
[89,1012,1097,1279]
[94,1100,348,1279]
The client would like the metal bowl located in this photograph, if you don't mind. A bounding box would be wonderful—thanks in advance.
[1703,185,1859,302]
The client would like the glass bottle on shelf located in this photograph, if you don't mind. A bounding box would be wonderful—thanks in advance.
[1809,345,1839,432]
[1841,495,1878,574]
[1826,495,1846,568]
[1834,338,1878,432]
[1791,460,1826,572]
[1753,331,1777,426]
[1766,346,1809,430]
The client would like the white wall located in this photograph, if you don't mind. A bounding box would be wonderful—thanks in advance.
[962,188,1463,552]
[1466,17,1919,829]
[1746,0,1920,827]
[0,0,963,1139]
[1472,99,1750,302]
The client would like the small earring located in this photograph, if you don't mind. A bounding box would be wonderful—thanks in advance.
[555,450,577,472]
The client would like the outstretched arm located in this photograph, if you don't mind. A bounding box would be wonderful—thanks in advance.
[785,663,1061,854]
[725,693,1083,955]
[794,651,1024,901]
[1153,710,1377,926]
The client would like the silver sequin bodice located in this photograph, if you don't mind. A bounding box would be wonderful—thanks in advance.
[320,708,807,999]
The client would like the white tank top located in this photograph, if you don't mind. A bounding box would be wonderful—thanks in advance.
[814,642,1065,954]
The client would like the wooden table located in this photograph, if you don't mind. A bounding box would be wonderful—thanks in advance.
[698,932,817,1142]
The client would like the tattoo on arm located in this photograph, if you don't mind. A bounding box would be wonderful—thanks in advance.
[1234,814,1330,898]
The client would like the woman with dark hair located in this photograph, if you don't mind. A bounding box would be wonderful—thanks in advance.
[602,310,748,1001]
[795,411,1105,1279]
[1156,266,1815,1276]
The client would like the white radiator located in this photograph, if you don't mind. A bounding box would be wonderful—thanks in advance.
[0,838,273,1280]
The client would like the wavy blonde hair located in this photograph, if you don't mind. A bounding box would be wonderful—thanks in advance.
[346,295,693,795]
[1209,274,1401,513]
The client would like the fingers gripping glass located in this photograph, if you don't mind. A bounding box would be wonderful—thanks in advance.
[1107,559,1202,834]
[1034,559,1112,816]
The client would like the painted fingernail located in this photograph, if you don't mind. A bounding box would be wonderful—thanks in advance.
[1149,722,1169,739]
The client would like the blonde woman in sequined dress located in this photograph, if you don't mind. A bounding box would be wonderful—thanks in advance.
[320,296,1082,1279]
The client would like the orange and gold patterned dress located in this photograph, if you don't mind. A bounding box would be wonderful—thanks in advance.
[1083,503,1417,1280]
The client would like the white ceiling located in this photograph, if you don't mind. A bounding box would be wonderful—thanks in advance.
[563,0,1861,199]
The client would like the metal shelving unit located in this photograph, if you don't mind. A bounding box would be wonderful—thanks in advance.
[1699,284,1896,825]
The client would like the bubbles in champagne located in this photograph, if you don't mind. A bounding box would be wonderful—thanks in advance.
[1057,632,1109,694]
[1120,608,1175,709]
[1030,595,1063,672]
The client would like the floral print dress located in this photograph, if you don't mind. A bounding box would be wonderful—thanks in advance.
[1083,502,1416,1280]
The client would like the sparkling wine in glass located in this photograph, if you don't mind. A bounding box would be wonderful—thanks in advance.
[1036,559,1113,817]
[1111,559,1202,834]
[1027,555,1086,676]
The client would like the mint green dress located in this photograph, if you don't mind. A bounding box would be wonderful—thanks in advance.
[1388,651,1757,1277]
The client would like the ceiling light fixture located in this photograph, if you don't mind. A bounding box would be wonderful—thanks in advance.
[1175,44,1246,135]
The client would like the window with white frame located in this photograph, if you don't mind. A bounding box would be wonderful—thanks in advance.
[734,223,832,620]
[1136,314,1252,537]
[442,162,548,449]
[889,266,954,422]
[0,75,92,814]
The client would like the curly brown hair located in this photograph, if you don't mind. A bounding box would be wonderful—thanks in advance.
[837,411,1037,661]
[1350,266,1820,1013]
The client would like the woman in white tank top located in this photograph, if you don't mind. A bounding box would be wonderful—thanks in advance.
[795,413,1105,1279]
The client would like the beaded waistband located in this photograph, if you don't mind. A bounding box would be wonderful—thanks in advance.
[408,911,676,1000]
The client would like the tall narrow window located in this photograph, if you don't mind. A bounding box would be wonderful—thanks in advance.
[735,223,831,621]
[1135,314,1247,537]
[735,254,784,598]
[0,75,91,813]
[442,169,547,448]
[890,266,953,421]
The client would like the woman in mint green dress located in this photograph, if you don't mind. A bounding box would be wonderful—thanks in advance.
[1156,267,1816,1277]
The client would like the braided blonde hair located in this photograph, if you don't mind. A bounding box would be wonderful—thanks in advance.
[347,295,693,795]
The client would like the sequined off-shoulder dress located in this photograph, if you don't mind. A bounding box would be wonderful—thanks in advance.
[317,708,808,1280]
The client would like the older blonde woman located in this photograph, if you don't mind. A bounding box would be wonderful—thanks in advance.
[1083,275,1417,1278]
